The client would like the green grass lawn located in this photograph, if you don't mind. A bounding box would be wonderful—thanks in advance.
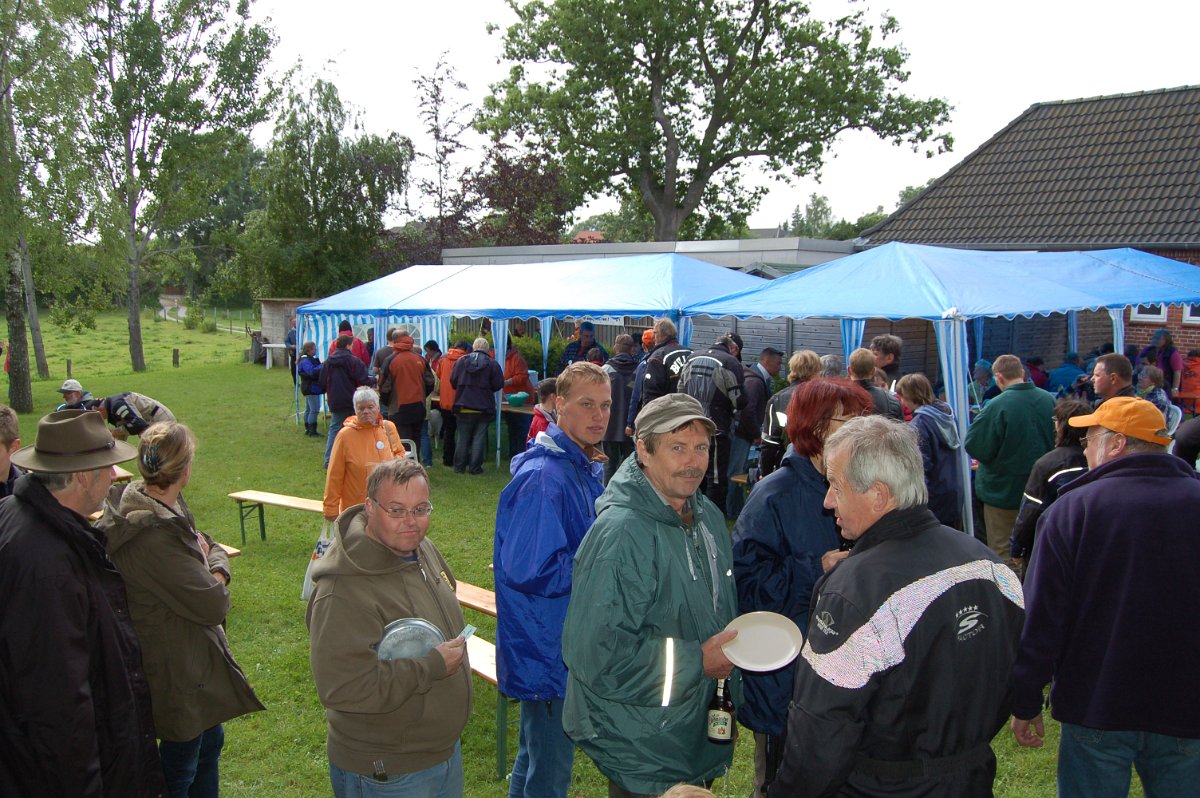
[5,311,1130,797]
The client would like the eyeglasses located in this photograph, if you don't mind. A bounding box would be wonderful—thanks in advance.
[1081,430,1121,449]
[830,416,856,423]
[371,501,434,519]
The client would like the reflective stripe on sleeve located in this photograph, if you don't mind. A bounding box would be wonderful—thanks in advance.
[802,559,1025,690]
[661,637,675,707]
[1022,492,1043,505]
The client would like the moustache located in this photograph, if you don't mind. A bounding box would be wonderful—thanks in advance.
[673,469,705,480]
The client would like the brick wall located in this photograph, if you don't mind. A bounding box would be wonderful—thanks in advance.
[1123,249,1200,357]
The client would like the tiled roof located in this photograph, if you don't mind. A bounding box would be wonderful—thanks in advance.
[862,86,1200,249]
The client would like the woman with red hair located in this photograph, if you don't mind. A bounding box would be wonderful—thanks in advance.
[731,378,872,797]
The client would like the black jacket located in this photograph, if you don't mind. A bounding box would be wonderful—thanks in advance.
[602,353,639,442]
[640,339,691,407]
[855,378,904,421]
[450,350,504,413]
[736,365,768,442]
[320,347,371,413]
[771,506,1025,798]
[0,476,166,797]
[1010,445,1087,560]
[693,341,747,434]
[759,382,799,477]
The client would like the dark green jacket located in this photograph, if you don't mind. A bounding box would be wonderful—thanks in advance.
[964,382,1056,508]
[563,454,740,794]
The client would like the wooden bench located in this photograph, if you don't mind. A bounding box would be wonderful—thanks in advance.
[228,490,323,544]
[456,580,513,780]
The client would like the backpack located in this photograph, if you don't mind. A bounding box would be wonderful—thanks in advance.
[377,349,398,405]
[677,354,741,419]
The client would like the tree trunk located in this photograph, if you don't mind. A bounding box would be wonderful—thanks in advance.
[6,249,32,412]
[17,234,49,378]
[128,247,145,371]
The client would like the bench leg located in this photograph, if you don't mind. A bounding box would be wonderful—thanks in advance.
[257,504,266,541]
[236,501,266,545]
[496,692,508,780]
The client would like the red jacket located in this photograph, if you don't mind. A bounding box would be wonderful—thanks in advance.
[387,337,430,414]
[504,349,535,397]
[328,335,370,368]
[435,349,466,411]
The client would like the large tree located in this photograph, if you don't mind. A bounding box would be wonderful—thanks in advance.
[78,0,273,371]
[223,79,412,299]
[482,0,952,241]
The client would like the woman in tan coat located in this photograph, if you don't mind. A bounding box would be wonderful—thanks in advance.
[101,422,263,797]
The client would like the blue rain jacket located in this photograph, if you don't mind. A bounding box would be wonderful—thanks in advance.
[494,424,605,700]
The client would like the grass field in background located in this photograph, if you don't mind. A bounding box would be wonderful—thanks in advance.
[5,311,1132,797]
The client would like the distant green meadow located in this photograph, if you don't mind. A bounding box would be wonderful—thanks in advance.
[4,310,1124,797]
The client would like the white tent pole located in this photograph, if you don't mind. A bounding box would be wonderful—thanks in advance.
[934,316,975,541]
[1108,307,1126,354]
[1067,311,1079,355]
[495,319,508,467]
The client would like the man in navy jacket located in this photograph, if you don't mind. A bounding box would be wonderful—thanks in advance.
[1011,397,1200,796]
[493,363,610,798]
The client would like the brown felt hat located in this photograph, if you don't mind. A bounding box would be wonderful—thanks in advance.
[11,409,137,473]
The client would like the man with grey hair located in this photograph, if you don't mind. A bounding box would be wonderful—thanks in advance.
[771,416,1025,798]
[1011,397,1200,794]
[0,410,166,795]
[563,394,739,797]
[448,336,504,474]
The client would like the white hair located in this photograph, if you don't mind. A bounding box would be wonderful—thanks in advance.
[824,415,928,509]
[353,386,380,409]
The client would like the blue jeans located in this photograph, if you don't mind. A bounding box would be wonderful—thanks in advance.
[159,724,224,798]
[724,436,752,519]
[324,409,353,468]
[509,698,574,798]
[504,412,533,458]
[305,394,321,426]
[330,741,462,798]
[1058,722,1200,798]
[454,412,492,474]
[419,419,433,466]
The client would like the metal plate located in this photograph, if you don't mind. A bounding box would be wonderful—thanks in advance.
[375,617,445,661]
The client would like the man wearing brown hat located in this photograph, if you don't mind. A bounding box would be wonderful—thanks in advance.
[0,410,166,796]
[562,394,740,797]
[1011,397,1200,795]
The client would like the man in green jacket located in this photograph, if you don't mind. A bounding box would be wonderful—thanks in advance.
[563,394,740,798]
[964,354,1056,560]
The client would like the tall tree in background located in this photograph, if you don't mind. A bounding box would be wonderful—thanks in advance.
[470,145,572,245]
[482,0,952,241]
[413,54,475,255]
[1,0,90,408]
[224,79,412,299]
[78,0,274,371]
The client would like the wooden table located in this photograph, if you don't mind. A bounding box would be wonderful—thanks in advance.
[113,465,134,483]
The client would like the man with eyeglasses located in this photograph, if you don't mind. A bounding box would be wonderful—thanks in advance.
[1011,397,1200,796]
[307,458,471,798]
[493,362,611,798]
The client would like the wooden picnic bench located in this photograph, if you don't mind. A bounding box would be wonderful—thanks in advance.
[455,579,514,780]
[228,490,322,544]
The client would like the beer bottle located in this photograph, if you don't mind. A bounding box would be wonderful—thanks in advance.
[706,678,735,744]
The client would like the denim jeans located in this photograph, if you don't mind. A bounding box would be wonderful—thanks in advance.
[305,394,322,426]
[159,724,224,798]
[504,412,533,458]
[441,411,457,467]
[1058,722,1200,798]
[330,741,462,798]
[324,409,353,468]
[724,435,752,519]
[601,441,634,486]
[454,412,492,474]
[419,420,433,466]
[509,698,575,798]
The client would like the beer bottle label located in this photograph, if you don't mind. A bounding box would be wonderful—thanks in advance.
[707,708,733,741]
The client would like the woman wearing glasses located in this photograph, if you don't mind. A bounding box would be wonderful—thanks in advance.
[323,387,407,522]
[308,457,471,798]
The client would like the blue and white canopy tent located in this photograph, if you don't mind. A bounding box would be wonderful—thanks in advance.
[296,253,768,461]
[684,242,1200,536]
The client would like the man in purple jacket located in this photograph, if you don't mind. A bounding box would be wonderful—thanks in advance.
[1010,397,1200,796]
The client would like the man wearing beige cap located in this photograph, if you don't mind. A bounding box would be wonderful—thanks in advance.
[55,377,93,410]
[563,394,740,798]
[1011,397,1200,795]
[0,410,166,796]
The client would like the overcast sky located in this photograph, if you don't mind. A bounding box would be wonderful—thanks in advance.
[253,0,1200,231]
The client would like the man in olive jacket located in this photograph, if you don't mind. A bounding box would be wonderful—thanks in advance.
[563,395,740,798]
[964,354,1056,559]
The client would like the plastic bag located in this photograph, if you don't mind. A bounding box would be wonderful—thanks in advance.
[301,520,334,601]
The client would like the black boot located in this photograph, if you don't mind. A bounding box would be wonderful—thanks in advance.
[305,423,318,437]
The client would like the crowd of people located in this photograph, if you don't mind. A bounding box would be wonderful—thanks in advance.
[2,317,1198,798]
